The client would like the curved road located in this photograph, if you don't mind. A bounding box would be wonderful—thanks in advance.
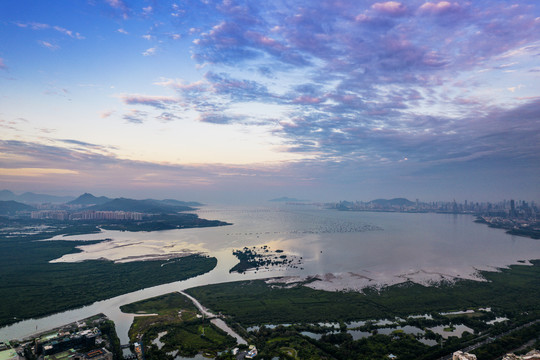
[179,291,247,345]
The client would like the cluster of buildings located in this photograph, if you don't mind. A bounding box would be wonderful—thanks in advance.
[42,347,112,360]
[453,351,477,360]
[453,350,540,360]
[503,350,540,360]
[30,210,143,221]
[2,315,116,360]
[331,198,538,219]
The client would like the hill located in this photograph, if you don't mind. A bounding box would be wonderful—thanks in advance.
[0,200,34,215]
[0,190,16,201]
[68,193,111,206]
[369,198,414,207]
[152,199,203,207]
[85,198,195,213]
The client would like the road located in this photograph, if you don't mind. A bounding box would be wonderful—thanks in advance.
[438,319,540,360]
[179,291,247,345]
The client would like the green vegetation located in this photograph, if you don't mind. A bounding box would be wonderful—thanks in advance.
[182,261,540,359]
[251,326,333,359]
[120,292,198,315]
[123,293,236,359]
[0,225,217,327]
[100,213,229,232]
[98,319,123,360]
[187,260,540,326]
[0,200,33,215]
[229,245,302,273]
[85,197,195,213]
[0,210,232,327]
[507,228,540,239]
[473,322,540,360]
[142,321,236,359]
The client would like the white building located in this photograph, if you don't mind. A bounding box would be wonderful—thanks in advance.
[453,351,477,360]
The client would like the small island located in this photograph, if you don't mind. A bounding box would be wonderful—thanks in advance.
[230,245,303,273]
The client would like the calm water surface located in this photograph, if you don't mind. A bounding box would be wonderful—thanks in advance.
[1,205,539,344]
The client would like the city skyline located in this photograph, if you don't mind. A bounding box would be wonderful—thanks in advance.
[1,0,540,203]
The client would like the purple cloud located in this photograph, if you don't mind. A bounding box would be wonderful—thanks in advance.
[120,94,178,110]
[371,1,408,16]
[123,110,148,124]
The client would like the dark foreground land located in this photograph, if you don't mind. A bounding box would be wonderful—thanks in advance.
[0,217,219,328]
[121,293,237,359]
[183,260,540,360]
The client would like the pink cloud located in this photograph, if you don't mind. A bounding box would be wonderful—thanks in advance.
[292,95,323,105]
[371,1,408,16]
[0,58,6,70]
[418,1,462,15]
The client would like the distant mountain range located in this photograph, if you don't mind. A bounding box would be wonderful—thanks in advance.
[68,193,202,213]
[0,190,205,215]
[369,198,415,207]
[0,200,34,215]
[83,197,197,213]
[0,190,74,204]
[68,193,111,205]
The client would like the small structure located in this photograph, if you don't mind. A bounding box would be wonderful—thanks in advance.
[245,345,258,359]
[503,350,540,360]
[453,351,477,360]
[80,348,113,360]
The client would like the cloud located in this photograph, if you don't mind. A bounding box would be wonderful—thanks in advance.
[0,58,6,70]
[100,110,116,118]
[53,26,84,39]
[123,110,148,124]
[156,112,181,122]
[418,1,464,16]
[120,94,178,109]
[0,139,303,201]
[198,113,247,124]
[27,22,50,30]
[38,40,59,50]
[142,47,156,56]
[117,28,129,35]
[58,139,117,153]
[17,22,84,39]
[105,0,130,18]
[371,2,408,16]
[0,168,79,177]
[142,6,153,15]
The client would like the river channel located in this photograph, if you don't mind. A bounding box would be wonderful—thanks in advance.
[1,205,539,345]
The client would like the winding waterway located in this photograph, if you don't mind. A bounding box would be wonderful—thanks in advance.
[1,205,539,344]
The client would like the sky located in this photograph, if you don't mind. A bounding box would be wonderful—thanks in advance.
[0,0,539,204]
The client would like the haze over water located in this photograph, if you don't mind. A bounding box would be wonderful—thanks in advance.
[2,205,539,343]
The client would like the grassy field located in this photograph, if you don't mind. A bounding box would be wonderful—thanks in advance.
[120,292,198,316]
[121,292,236,359]
[186,260,540,326]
